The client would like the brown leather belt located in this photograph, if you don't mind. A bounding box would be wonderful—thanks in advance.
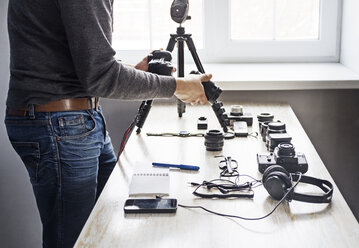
[7,97,100,116]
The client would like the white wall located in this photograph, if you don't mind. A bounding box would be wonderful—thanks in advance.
[340,0,359,73]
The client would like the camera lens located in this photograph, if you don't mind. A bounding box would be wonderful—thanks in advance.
[266,122,286,147]
[230,105,243,116]
[204,130,224,151]
[277,143,295,156]
[267,122,286,132]
[257,113,274,122]
[261,121,270,141]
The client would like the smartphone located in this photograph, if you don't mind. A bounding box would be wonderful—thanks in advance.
[124,198,177,214]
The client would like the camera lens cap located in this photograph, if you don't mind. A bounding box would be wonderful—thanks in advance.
[224,132,235,139]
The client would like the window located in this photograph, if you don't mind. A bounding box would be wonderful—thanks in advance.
[113,0,342,63]
[112,0,203,50]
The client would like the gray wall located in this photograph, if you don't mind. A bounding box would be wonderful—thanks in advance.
[0,0,42,247]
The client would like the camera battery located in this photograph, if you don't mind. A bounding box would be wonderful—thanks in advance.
[197,117,208,130]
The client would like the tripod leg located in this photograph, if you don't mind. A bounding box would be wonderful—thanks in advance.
[185,36,229,133]
[166,36,177,52]
[186,37,205,73]
[177,38,186,117]
[135,100,153,133]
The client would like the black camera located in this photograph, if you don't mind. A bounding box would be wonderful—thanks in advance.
[267,132,292,152]
[226,105,253,126]
[147,50,174,76]
[257,142,308,174]
[170,0,190,24]
[264,121,295,152]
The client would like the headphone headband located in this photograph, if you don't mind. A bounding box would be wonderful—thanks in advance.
[290,174,333,203]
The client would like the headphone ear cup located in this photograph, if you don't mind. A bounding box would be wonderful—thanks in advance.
[264,171,293,201]
[263,165,290,183]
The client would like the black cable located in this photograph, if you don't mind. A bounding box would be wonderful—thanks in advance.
[180,173,302,220]
[248,131,258,138]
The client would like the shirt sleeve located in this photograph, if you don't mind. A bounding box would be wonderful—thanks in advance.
[57,0,176,100]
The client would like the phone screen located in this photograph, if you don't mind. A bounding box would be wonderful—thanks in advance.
[124,198,177,214]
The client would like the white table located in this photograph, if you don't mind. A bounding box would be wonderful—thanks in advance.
[75,102,359,248]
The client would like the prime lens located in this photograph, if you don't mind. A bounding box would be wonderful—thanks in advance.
[204,130,224,151]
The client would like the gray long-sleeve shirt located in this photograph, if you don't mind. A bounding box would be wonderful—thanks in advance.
[6,0,176,108]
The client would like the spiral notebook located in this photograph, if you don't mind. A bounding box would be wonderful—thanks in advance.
[128,168,170,196]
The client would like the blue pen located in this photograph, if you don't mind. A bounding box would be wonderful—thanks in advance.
[152,162,200,171]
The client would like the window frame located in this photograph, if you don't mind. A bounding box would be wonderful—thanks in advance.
[114,0,342,64]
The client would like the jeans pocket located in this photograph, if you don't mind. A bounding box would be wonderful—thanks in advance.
[55,112,96,139]
[10,141,40,183]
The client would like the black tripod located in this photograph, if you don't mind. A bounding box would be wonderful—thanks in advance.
[134,25,228,134]
[166,26,202,117]
[165,25,228,129]
[118,25,229,158]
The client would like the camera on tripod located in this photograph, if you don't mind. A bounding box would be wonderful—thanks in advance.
[170,0,191,24]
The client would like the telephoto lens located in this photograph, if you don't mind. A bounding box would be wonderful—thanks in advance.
[204,130,224,151]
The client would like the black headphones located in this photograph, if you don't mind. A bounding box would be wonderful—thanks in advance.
[262,165,333,203]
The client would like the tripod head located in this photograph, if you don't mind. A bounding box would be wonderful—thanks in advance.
[171,0,191,24]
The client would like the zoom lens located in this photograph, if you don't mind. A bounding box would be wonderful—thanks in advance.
[204,130,224,151]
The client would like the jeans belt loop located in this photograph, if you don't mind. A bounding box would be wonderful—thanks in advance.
[88,97,93,110]
[28,104,35,119]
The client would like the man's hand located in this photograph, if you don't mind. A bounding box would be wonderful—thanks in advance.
[175,73,212,105]
[134,56,148,71]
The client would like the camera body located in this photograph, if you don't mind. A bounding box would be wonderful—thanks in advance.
[226,105,253,126]
[267,133,292,152]
[147,50,174,76]
[257,142,308,174]
[170,0,190,24]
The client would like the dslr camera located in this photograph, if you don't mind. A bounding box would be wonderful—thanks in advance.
[257,142,308,174]
[147,50,174,76]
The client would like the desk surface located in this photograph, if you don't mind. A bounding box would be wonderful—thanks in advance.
[75,102,358,248]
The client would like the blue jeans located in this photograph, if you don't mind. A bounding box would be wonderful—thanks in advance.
[5,106,117,248]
